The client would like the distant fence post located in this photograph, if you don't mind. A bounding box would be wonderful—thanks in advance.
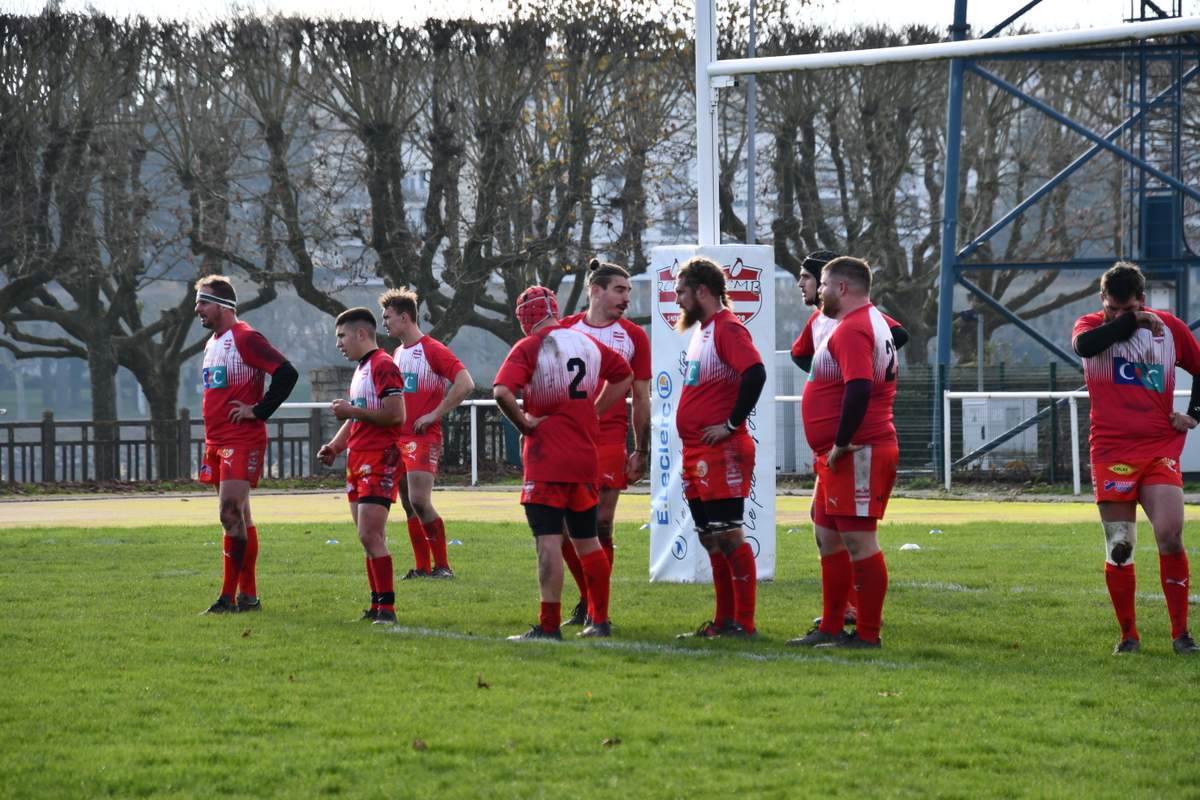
[177,408,192,480]
[41,409,55,482]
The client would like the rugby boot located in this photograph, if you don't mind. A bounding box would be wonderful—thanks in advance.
[372,610,398,625]
[676,618,737,639]
[1112,638,1140,655]
[563,599,590,626]
[400,569,429,581]
[722,622,758,640]
[787,627,850,647]
[812,606,860,628]
[200,595,238,615]
[817,632,881,650]
[577,621,612,638]
[1173,633,1199,654]
[507,624,563,641]
[429,566,455,580]
[357,609,379,622]
[236,594,261,612]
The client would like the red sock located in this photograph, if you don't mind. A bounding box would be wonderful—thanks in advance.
[853,551,888,644]
[599,535,615,573]
[709,551,735,625]
[238,525,259,598]
[220,534,245,599]
[426,516,450,570]
[562,537,588,603]
[579,549,612,624]
[540,601,561,633]
[366,556,379,610]
[846,574,860,617]
[819,550,853,634]
[406,516,432,573]
[371,555,394,613]
[1105,562,1139,641]
[727,542,757,633]
[1159,552,1190,639]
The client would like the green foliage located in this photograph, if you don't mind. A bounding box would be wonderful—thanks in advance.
[1,519,1197,797]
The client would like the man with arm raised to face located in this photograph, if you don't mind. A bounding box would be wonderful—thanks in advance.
[493,286,633,640]
[379,288,475,580]
[671,257,767,640]
[1072,261,1200,655]
[318,308,407,624]
[790,256,899,649]
[194,275,298,615]
[558,259,652,626]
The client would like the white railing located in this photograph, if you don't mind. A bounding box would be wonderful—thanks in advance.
[942,390,1192,495]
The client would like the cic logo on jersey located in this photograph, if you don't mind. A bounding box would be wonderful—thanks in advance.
[655,259,764,327]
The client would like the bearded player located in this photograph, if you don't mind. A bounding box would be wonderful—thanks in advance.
[672,257,767,640]
[195,275,297,615]
[789,256,898,649]
[1072,261,1200,655]
[379,288,475,580]
[493,286,633,640]
[558,259,651,626]
[790,250,908,634]
[318,308,407,624]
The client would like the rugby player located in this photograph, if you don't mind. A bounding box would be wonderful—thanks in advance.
[493,286,633,640]
[1072,261,1200,655]
[195,275,298,615]
[317,308,407,624]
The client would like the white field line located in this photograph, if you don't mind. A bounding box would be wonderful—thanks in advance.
[382,625,915,669]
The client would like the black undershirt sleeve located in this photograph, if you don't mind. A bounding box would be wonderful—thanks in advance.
[728,363,767,428]
[1189,377,1200,423]
[890,325,910,351]
[835,379,872,448]
[253,361,299,420]
[791,353,813,372]
[1073,312,1137,358]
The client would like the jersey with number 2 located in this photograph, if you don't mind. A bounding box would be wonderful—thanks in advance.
[493,323,633,483]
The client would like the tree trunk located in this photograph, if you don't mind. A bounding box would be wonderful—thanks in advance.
[87,336,119,481]
[142,362,182,479]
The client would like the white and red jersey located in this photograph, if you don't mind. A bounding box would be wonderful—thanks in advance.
[393,335,466,446]
[676,308,764,448]
[801,303,899,454]
[347,348,406,452]
[560,312,651,446]
[1073,308,1200,462]
[791,309,839,364]
[494,323,633,484]
[201,321,288,448]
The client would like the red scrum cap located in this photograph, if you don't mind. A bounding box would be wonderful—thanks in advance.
[515,285,559,335]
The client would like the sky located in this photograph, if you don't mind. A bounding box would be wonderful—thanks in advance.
[1,0,1194,33]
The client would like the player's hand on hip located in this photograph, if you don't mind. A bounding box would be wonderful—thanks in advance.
[827,443,863,471]
[330,399,357,421]
[1134,311,1164,336]
[523,414,546,434]
[700,424,732,445]
[626,450,647,482]
[227,401,258,423]
[1169,411,1198,432]
[413,413,437,435]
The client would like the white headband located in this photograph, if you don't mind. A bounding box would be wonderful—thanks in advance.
[197,291,236,310]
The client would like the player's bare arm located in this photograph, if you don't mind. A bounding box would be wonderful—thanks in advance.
[626,378,651,481]
[318,420,353,466]
[331,395,406,427]
[414,368,475,435]
[493,385,544,435]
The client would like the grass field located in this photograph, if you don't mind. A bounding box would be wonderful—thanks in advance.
[2,494,1199,798]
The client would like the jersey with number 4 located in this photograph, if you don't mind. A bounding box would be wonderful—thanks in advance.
[393,336,465,446]
[1074,308,1200,461]
[801,303,898,454]
[494,323,633,483]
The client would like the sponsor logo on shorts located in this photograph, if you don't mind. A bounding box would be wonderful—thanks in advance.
[671,535,688,560]
[199,464,212,479]
[1108,463,1135,476]
[1103,480,1135,493]
[1160,457,1178,473]
[656,371,672,399]
[695,459,708,478]
[403,441,418,453]
[1113,357,1165,393]
[357,464,372,475]
[218,448,235,459]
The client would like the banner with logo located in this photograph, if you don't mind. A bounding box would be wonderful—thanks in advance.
[647,245,777,582]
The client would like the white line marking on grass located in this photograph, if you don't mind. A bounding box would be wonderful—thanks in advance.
[891,580,988,593]
[382,625,915,669]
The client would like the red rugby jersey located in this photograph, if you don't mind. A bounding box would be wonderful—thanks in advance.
[201,321,288,447]
[393,335,466,446]
[494,323,633,483]
[560,312,651,446]
[801,304,899,454]
[676,308,764,448]
[790,309,838,362]
[347,348,406,452]
[1073,308,1200,461]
